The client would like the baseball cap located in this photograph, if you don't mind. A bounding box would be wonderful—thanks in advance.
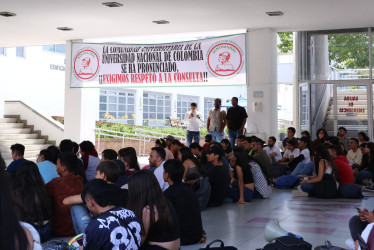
[206,146,223,157]
[164,135,175,141]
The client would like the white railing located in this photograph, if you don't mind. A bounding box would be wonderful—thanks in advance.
[95,127,187,156]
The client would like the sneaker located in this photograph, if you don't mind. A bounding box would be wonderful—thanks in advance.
[292,190,308,197]
[345,238,355,250]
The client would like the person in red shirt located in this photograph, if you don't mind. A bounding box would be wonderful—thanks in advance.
[203,134,214,151]
[46,152,83,237]
[328,144,354,185]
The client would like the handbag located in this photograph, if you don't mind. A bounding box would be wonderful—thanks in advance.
[199,239,238,250]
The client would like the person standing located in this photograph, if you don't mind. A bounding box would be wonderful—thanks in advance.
[225,97,248,147]
[207,98,226,143]
[184,103,202,146]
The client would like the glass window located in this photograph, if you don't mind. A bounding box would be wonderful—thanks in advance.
[109,96,117,103]
[204,97,215,121]
[42,45,55,52]
[0,48,5,56]
[16,47,24,58]
[143,92,171,127]
[55,45,66,54]
[118,97,126,104]
[177,95,199,120]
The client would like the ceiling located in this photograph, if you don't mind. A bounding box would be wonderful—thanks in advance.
[1,0,374,47]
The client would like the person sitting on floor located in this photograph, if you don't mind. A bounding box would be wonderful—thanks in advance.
[206,146,231,207]
[79,140,100,181]
[163,159,205,246]
[311,128,329,153]
[46,152,83,237]
[264,136,282,164]
[82,179,141,250]
[6,143,27,175]
[148,147,169,191]
[289,137,313,175]
[220,138,232,156]
[13,161,52,243]
[276,138,300,166]
[101,149,118,161]
[60,139,87,185]
[180,147,205,184]
[347,208,374,250]
[347,138,363,167]
[248,155,272,199]
[355,142,374,184]
[328,144,354,185]
[127,170,180,250]
[227,147,255,204]
[189,142,208,167]
[294,145,340,198]
[36,149,59,184]
[155,138,175,161]
[120,150,140,177]
[242,137,254,156]
[252,138,272,172]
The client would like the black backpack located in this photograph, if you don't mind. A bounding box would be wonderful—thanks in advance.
[262,236,312,250]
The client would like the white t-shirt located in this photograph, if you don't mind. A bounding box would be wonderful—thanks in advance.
[264,145,282,160]
[358,222,374,250]
[300,148,311,163]
[283,148,300,159]
[347,149,363,165]
[184,111,202,132]
[153,161,169,191]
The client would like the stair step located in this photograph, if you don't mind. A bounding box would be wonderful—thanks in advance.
[1,150,45,161]
[0,118,17,123]
[0,123,24,128]
[0,128,31,134]
[0,144,50,153]
[326,114,369,119]
[0,134,39,140]
[0,139,46,146]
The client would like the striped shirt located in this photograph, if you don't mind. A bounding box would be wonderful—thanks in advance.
[249,161,272,198]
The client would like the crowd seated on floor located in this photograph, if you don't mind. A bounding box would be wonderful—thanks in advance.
[0,125,373,249]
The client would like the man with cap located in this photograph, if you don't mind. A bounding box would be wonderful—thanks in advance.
[203,134,214,151]
[205,146,230,207]
[164,135,178,159]
[184,102,203,146]
[155,138,174,161]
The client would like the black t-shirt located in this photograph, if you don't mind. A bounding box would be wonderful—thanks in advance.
[226,106,248,131]
[108,184,128,208]
[233,166,254,185]
[206,165,230,207]
[163,184,203,245]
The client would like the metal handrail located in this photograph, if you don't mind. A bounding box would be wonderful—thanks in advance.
[312,84,328,125]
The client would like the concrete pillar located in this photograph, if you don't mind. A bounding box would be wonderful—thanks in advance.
[198,95,205,121]
[135,89,143,126]
[246,29,278,139]
[64,41,99,143]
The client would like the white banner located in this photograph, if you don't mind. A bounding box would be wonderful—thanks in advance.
[70,34,246,88]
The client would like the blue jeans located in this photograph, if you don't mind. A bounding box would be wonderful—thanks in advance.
[290,162,314,176]
[355,170,374,184]
[228,130,243,148]
[209,129,225,143]
[32,222,52,243]
[71,204,91,234]
[186,130,200,146]
[226,181,254,202]
[300,183,314,193]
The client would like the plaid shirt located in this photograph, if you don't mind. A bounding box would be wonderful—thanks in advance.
[250,161,272,198]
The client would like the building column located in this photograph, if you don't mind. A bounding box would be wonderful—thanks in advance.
[246,29,277,139]
[171,93,178,118]
[64,41,99,143]
[198,95,205,121]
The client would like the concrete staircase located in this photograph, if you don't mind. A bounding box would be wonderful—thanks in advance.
[0,117,52,166]
[323,89,370,137]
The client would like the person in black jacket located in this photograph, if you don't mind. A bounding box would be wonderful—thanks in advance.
[163,159,204,245]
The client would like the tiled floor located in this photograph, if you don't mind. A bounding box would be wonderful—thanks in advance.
[182,188,374,250]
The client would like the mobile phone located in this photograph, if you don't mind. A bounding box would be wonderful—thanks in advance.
[356,207,361,211]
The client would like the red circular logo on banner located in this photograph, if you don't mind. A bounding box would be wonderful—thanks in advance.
[207,42,243,77]
[73,48,100,80]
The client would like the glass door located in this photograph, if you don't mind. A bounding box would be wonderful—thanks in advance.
[299,83,310,132]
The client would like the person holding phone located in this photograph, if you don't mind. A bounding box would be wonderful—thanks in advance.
[184,103,203,146]
[347,207,374,249]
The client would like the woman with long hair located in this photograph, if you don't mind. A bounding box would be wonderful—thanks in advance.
[248,155,272,199]
[355,142,374,184]
[295,145,341,198]
[0,167,39,250]
[13,161,52,242]
[227,147,255,204]
[119,151,140,177]
[220,139,232,155]
[311,128,328,152]
[180,147,205,183]
[358,131,370,144]
[127,170,180,250]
